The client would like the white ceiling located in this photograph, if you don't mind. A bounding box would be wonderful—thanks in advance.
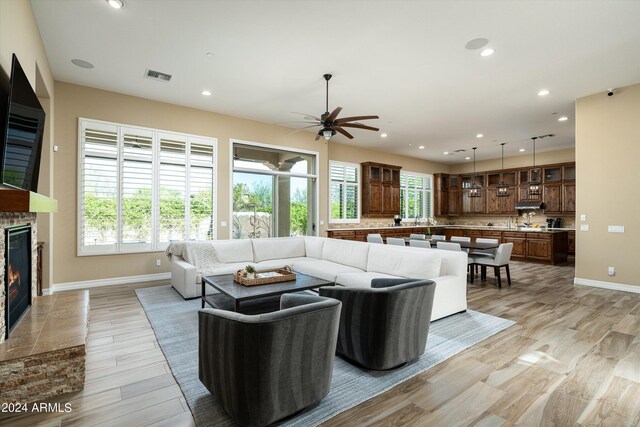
[31,0,640,163]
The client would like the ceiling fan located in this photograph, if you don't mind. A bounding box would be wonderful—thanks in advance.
[287,74,380,141]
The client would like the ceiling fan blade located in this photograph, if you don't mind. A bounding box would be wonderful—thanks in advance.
[274,121,320,125]
[314,131,322,141]
[338,123,380,132]
[334,115,379,124]
[333,126,354,139]
[324,107,343,123]
[283,124,321,135]
[291,112,322,121]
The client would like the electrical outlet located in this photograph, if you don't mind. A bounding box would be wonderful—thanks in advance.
[580,214,587,221]
[580,224,589,232]
[320,220,324,225]
[608,266,615,276]
[155,259,161,267]
[221,221,227,227]
[608,225,624,233]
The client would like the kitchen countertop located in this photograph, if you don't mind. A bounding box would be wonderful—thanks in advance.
[326,225,574,233]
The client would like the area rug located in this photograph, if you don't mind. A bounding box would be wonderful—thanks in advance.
[136,285,514,426]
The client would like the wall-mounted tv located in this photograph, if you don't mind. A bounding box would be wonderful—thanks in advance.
[0,54,46,192]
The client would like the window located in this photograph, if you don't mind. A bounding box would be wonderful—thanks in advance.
[400,172,433,219]
[329,161,359,223]
[231,141,317,239]
[78,118,216,255]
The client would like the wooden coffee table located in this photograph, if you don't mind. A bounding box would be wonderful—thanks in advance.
[201,272,333,312]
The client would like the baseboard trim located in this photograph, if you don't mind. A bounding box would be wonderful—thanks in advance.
[574,277,640,294]
[52,272,171,293]
[42,289,52,296]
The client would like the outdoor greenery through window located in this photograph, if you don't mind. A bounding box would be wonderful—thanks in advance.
[400,172,433,219]
[232,142,317,239]
[329,161,359,223]
[78,118,216,255]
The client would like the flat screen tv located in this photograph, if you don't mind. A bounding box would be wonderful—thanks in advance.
[0,54,46,192]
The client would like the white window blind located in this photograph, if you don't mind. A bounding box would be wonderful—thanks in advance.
[329,161,359,223]
[400,172,433,219]
[78,118,216,255]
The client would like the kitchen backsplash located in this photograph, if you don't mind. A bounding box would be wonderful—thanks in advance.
[327,211,575,229]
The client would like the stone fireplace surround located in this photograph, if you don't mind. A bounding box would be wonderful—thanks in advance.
[1,212,38,344]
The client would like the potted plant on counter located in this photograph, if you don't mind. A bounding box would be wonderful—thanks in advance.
[424,217,438,237]
[245,265,256,279]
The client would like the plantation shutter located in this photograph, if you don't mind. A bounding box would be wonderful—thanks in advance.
[158,133,187,243]
[121,127,154,251]
[79,121,119,254]
[329,162,359,222]
[188,137,215,240]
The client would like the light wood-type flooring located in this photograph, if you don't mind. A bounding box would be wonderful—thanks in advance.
[2,259,640,426]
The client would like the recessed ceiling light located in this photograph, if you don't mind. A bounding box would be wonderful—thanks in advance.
[465,156,471,160]
[465,38,489,50]
[480,48,495,57]
[419,146,425,150]
[519,148,526,152]
[443,151,449,155]
[106,0,125,9]
[538,89,550,96]
[558,116,568,122]
[380,133,388,138]
[476,134,484,138]
[71,59,94,69]
[206,52,214,58]
[201,90,212,96]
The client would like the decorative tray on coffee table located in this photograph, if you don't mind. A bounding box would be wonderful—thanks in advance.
[234,267,296,287]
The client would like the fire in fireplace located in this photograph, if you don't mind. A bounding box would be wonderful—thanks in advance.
[5,225,31,338]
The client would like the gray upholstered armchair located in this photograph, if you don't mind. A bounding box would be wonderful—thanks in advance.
[319,278,436,370]
[198,294,341,427]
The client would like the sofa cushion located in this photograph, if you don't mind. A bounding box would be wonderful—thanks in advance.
[251,237,306,262]
[304,236,325,259]
[335,272,401,288]
[210,239,254,264]
[292,259,363,283]
[367,244,442,280]
[254,257,309,271]
[321,238,369,270]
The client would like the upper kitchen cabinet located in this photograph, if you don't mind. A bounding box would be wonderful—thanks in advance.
[361,162,401,217]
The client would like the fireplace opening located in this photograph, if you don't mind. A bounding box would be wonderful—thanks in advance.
[5,225,32,339]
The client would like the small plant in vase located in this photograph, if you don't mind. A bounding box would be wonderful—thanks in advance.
[424,217,437,237]
[245,265,256,279]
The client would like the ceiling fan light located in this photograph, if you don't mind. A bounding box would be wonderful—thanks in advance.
[323,129,333,140]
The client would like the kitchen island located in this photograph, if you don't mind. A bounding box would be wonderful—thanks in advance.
[326,225,570,265]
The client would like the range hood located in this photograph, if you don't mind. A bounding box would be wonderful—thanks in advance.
[516,200,545,210]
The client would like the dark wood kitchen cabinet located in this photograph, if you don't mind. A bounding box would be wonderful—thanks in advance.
[487,189,517,214]
[434,173,462,216]
[543,183,562,214]
[462,189,486,214]
[562,183,576,213]
[361,162,401,217]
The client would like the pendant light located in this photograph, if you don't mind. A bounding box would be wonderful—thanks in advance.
[496,142,510,197]
[469,147,482,198]
[528,137,541,199]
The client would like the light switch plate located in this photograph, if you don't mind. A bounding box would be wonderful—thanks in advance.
[580,214,587,221]
[320,220,324,225]
[580,224,589,232]
[608,225,624,233]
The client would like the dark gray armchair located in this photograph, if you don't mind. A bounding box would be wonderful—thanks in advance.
[319,278,436,370]
[198,294,341,427]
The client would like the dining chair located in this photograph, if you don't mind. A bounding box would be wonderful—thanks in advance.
[386,237,406,246]
[409,240,431,248]
[471,238,499,276]
[451,236,471,253]
[409,233,426,240]
[431,235,446,241]
[436,241,461,251]
[474,243,514,288]
[367,233,384,244]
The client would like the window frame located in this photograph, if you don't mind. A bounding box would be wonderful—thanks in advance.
[328,160,361,224]
[399,171,434,221]
[77,117,217,256]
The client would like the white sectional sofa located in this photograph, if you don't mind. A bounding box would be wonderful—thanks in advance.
[166,236,467,321]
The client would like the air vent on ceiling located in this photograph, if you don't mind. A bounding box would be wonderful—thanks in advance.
[454,149,466,153]
[145,69,172,82]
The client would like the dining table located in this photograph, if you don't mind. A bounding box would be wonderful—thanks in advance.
[384,237,500,250]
